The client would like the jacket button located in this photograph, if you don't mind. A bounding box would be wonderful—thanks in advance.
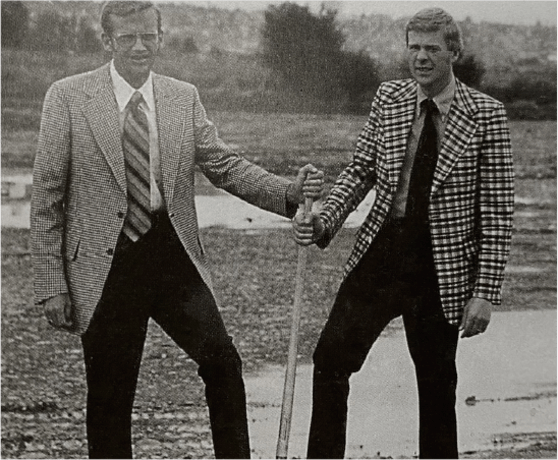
[169,212,175,218]
[106,248,114,256]
[117,211,125,218]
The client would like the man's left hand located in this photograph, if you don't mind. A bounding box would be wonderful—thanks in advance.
[288,164,324,203]
[459,297,492,338]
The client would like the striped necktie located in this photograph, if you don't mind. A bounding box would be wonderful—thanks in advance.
[406,99,439,225]
[122,91,152,241]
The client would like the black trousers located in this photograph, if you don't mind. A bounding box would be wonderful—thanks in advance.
[307,219,459,459]
[81,214,250,459]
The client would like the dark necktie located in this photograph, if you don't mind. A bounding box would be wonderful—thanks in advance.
[406,99,439,225]
[122,92,152,241]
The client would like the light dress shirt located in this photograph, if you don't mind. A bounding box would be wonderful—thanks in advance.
[109,60,164,212]
[391,74,457,218]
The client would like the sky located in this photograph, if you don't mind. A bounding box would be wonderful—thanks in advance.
[181,1,557,26]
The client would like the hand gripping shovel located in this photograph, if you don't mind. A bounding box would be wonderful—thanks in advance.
[276,196,313,459]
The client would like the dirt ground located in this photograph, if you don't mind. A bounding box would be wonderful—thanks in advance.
[2,192,556,458]
[1,118,556,459]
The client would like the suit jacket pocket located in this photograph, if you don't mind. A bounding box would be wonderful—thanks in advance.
[197,235,206,256]
[65,238,81,261]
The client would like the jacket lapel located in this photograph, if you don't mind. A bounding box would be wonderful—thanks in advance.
[384,81,417,191]
[154,75,184,208]
[431,80,479,196]
[82,64,128,195]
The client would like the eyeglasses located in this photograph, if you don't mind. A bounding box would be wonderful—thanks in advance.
[112,33,159,49]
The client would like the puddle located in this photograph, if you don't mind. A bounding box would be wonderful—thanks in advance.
[2,173,556,456]
[1,194,375,230]
[505,265,548,274]
[1,172,375,230]
[245,310,557,459]
[2,201,31,229]
[1,173,554,236]
[516,197,555,206]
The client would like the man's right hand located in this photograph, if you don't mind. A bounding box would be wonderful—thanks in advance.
[44,293,73,329]
[292,210,325,246]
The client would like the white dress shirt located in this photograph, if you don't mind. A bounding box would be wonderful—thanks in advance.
[109,60,164,212]
[391,74,457,218]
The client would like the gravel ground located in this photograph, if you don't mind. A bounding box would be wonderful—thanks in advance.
[2,205,556,459]
[2,109,555,458]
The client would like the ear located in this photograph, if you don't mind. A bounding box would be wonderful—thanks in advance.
[451,50,460,64]
[101,33,114,53]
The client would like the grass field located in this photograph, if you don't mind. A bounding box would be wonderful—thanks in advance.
[2,100,556,181]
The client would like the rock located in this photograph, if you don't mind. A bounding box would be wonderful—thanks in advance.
[25,452,50,459]
[137,438,163,449]
[62,440,83,450]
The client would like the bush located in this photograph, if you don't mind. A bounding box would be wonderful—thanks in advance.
[340,50,379,113]
[1,49,104,103]
[262,3,345,105]
[1,1,28,48]
[505,100,557,120]
[509,76,557,106]
[26,10,74,52]
[454,53,486,89]
[261,3,380,113]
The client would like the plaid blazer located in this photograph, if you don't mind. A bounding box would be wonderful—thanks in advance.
[319,78,514,325]
[31,63,292,335]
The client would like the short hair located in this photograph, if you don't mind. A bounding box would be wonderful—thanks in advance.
[405,8,463,57]
[101,1,162,35]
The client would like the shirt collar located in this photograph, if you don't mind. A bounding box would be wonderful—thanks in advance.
[109,59,155,112]
[416,73,456,119]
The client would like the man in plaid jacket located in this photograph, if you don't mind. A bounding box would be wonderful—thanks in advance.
[293,7,514,459]
[31,2,323,458]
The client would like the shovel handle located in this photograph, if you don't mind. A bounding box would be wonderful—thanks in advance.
[276,196,313,459]
[302,196,313,215]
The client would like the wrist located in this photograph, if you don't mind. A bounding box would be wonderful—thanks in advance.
[471,294,493,305]
[314,218,326,241]
[286,183,299,204]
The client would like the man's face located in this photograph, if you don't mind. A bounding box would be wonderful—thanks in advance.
[102,8,162,88]
[407,29,458,98]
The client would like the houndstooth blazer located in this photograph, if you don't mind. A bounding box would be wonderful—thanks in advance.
[31,63,292,335]
[318,78,514,325]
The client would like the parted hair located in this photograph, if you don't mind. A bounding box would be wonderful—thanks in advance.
[405,8,463,57]
[100,1,162,35]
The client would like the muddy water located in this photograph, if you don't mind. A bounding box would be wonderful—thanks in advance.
[245,310,556,459]
[4,173,556,457]
[1,172,375,229]
[1,172,549,230]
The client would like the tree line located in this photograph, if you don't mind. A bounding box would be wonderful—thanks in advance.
[1,2,101,53]
[1,1,555,118]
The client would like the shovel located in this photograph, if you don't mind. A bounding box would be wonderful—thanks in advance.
[276,196,313,459]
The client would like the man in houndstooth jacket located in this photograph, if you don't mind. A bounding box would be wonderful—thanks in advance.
[293,7,514,459]
[31,2,323,458]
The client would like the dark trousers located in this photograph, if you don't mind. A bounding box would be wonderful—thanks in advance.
[307,219,459,459]
[81,214,250,459]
